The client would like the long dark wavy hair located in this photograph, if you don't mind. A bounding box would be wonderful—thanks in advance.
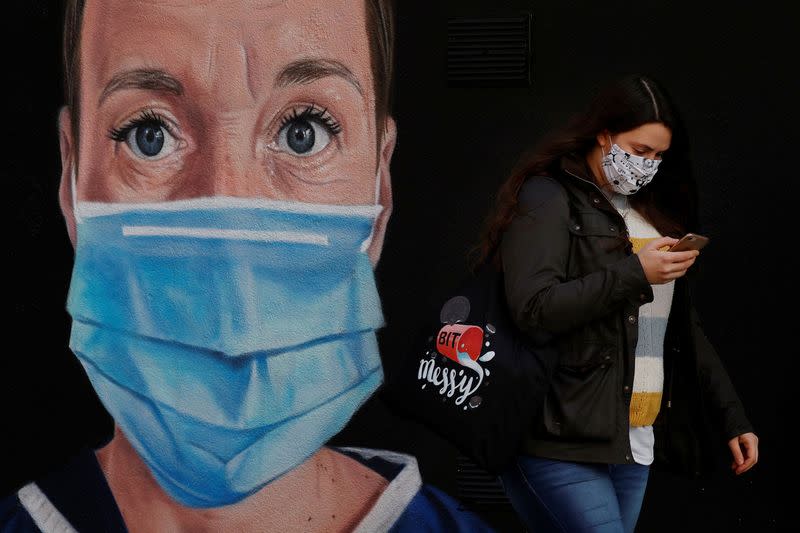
[471,74,698,271]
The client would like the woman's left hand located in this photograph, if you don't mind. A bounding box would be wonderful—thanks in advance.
[728,432,759,475]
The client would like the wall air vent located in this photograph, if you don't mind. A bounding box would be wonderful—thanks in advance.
[455,453,513,507]
[447,14,532,87]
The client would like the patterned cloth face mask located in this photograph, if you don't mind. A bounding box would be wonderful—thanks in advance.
[601,135,661,195]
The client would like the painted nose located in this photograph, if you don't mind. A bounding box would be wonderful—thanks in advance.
[193,39,275,199]
[207,126,256,197]
[188,120,281,200]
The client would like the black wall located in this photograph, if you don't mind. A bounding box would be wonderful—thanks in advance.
[354,1,793,531]
[3,1,793,531]
[4,0,117,499]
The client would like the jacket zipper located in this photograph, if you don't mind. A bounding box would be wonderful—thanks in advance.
[666,357,674,408]
[562,166,637,400]
[665,283,688,410]
[564,167,682,411]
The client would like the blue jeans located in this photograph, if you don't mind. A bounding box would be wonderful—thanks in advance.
[499,455,650,533]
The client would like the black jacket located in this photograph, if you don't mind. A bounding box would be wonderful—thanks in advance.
[500,153,754,478]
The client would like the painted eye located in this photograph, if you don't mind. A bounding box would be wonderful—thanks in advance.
[125,121,178,160]
[276,117,332,156]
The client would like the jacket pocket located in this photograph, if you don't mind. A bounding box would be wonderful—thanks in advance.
[558,339,615,369]
[543,342,617,440]
[567,211,624,238]
[566,212,629,276]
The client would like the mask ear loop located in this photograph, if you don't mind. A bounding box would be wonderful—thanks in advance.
[373,164,381,206]
[70,164,82,224]
[359,167,383,253]
[601,134,615,161]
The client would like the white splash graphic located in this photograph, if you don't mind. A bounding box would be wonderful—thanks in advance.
[479,351,495,362]
[417,350,485,406]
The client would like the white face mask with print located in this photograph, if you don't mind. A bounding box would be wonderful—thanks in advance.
[600,136,661,195]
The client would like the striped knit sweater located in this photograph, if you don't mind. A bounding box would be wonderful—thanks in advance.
[606,191,675,465]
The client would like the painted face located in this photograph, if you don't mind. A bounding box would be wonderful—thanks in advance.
[60,0,395,507]
[74,0,386,207]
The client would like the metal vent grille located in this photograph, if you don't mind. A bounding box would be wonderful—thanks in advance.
[455,454,513,507]
[447,15,531,87]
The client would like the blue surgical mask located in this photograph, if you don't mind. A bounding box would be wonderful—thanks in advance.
[66,168,386,507]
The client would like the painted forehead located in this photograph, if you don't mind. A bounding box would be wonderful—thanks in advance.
[79,0,374,100]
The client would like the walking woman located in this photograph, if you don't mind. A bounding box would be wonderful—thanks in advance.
[475,74,759,532]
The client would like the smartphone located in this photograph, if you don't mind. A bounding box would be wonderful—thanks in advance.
[668,232,710,252]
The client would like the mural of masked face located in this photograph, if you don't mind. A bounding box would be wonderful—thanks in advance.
[57,0,396,509]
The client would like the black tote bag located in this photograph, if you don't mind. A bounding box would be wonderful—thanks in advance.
[382,264,560,475]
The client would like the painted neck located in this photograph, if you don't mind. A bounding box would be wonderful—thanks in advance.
[95,428,388,532]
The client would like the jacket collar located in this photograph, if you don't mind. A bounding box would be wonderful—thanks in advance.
[559,152,598,189]
[557,152,626,222]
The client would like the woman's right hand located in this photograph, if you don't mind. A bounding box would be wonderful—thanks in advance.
[637,237,700,284]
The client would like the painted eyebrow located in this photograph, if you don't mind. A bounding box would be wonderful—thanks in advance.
[99,68,183,106]
[275,58,363,96]
[99,60,362,107]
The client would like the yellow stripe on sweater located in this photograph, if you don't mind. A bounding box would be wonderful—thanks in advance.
[629,392,662,426]
[630,236,672,254]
